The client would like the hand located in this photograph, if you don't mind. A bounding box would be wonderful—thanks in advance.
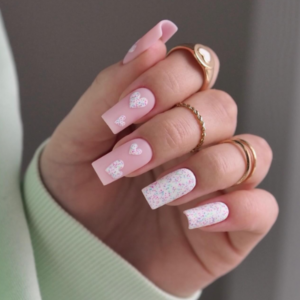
[40,23,278,297]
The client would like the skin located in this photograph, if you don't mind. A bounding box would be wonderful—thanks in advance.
[40,40,279,297]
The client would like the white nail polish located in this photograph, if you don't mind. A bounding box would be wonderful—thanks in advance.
[184,202,229,229]
[142,168,196,209]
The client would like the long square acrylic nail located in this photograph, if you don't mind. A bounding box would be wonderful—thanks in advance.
[142,168,196,209]
[184,202,229,229]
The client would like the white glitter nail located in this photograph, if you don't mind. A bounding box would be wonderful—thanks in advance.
[142,168,196,209]
[184,202,229,229]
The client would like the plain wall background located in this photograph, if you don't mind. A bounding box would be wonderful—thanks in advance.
[0,1,299,299]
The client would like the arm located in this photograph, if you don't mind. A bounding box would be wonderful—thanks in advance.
[0,12,41,300]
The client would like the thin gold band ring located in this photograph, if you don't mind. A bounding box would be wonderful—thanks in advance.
[175,102,206,153]
[221,138,257,185]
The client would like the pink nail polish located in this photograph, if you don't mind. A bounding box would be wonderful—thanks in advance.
[123,20,178,64]
[92,138,152,185]
[102,88,155,134]
[184,202,229,229]
[142,168,196,209]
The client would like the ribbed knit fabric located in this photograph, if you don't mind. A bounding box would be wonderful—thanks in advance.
[0,12,42,300]
[22,142,203,300]
[0,9,202,299]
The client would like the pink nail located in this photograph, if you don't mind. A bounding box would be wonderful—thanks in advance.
[102,88,155,134]
[123,20,178,64]
[142,168,196,209]
[92,138,152,185]
[184,202,229,229]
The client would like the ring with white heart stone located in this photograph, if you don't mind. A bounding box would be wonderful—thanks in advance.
[167,43,215,91]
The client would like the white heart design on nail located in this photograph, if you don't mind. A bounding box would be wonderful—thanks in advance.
[129,92,148,108]
[105,160,124,179]
[129,143,142,155]
[115,115,126,127]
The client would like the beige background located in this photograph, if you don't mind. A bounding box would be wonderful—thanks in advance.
[0,1,299,299]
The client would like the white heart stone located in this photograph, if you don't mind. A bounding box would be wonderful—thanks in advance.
[198,48,211,63]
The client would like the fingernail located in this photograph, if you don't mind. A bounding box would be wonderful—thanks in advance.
[123,20,178,64]
[184,202,229,229]
[102,88,155,134]
[142,168,196,209]
[92,138,152,185]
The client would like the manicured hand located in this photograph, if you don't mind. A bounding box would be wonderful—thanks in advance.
[40,21,278,297]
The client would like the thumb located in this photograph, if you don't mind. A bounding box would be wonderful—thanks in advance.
[46,20,177,164]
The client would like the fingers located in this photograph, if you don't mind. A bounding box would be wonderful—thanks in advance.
[183,189,279,254]
[46,26,170,163]
[123,20,178,64]
[92,90,237,185]
[150,133,272,208]
[124,89,236,173]
[102,44,220,134]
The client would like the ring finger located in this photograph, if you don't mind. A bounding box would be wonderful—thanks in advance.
[141,134,272,209]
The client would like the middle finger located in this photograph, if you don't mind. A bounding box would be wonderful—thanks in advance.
[92,89,237,185]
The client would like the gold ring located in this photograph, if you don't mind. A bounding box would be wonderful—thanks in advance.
[221,138,257,185]
[176,102,206,153]
[167,43,215,91]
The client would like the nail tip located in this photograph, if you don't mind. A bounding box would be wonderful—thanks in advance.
[141,189,154,209]
[101,113,122,135]
[159,19,178,29]
[91,162,107,186]
[122,19,178,65]
[157,19,178,43]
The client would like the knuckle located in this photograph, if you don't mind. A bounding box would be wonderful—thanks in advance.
[160,117,192,149]
[210,89,238,124]
[145,67,181,97]
[204,150,232,183]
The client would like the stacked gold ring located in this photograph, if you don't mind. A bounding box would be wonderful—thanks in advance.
[221,138,257,185]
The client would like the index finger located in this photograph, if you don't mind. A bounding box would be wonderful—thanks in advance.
[102,44,220,134]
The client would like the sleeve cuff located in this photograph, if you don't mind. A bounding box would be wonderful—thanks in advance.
[22,139,202,300]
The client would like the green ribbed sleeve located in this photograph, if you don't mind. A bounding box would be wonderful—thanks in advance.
[0,8,201,299]
[0,12,42,300]
[22,140,202,300]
